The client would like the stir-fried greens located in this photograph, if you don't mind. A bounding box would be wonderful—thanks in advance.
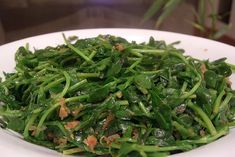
[0,34,235,157]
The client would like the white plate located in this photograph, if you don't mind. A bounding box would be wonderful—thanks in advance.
[0,28,235,157]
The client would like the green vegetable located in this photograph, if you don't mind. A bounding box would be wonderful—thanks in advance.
[0,34,235,157]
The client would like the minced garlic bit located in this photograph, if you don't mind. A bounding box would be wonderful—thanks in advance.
[83,135,97,151]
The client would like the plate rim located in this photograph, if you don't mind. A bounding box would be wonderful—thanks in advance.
[0,28,235,157]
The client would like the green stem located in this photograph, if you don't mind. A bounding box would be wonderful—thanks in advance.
[68,79,88,93]
[219,93,233,112]
[208,0,217,38]
[35,94,89,137]
[34,63,51,70]
[172,121,195,138]
[126,58,142,73]
[130,50,143,57]
[131,49,165,55]
[188,101,217,135]
[60,71,71,97]
[81,50,97,66]
[181,81,188,93]
[63,147,83,155]
[140,70,162,75]
[117,138,137,143]
[43,77,65,91]
[22,85,33,101]
[172,51,202,99]
[192,114,207,128]
[180,78,201,99]
[179,126,228,144]
[63,33,93,63]
[0,73,18,85]
[39,74,61,86]
[23,113,39,138]
[77,72,100,78]
[35,68,47,76]
[138,101,151,117]
[136,85,148,95]
[117,100,129,106]
[111,143,192,152]
[213,90,225,116]
[198,0,206,28]
[140,151,147,157]
[127,57,141,61]
[0,109,23,117]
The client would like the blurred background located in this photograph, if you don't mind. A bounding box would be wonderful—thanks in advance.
[0,0,234,45]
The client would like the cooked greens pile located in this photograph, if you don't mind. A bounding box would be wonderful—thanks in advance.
[0,35,235,157]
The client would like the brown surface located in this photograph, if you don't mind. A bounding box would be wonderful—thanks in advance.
[0,20,5,44]
[0,0,234,46]
[218,36,235,46]
[0,1,153,43]
[193,27,235,46]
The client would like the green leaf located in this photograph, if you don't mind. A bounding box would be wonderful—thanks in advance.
[204,70,218,88]
[134,75,152,89]
[7,118,25,132]
[123,86,140,103]
[215,62,232,77]
[95,57,111,71]
[106,59,122,77]
[87,86,109,103]
[151,90,172,131]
